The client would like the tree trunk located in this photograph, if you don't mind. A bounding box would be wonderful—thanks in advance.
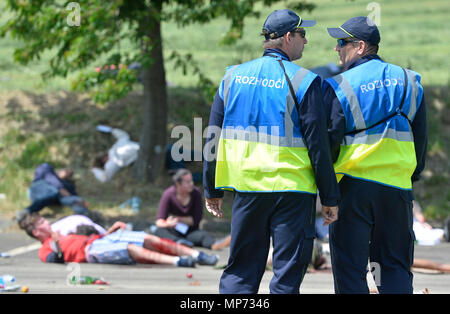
[133,2,167,183]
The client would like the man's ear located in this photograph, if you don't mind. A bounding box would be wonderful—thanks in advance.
[32,229,39,238]
[283,32,292,44]
[357,41,367,55]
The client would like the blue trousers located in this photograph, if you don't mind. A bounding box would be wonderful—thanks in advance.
[219,192,316,294]
[329,176,415,294]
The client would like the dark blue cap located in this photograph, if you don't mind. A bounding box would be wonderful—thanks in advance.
[262,9,316,40]
[327,16,380,45]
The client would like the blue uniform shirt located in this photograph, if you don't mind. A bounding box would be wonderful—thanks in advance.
[204,49,341,207]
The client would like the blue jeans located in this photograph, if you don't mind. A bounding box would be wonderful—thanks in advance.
[59,195,89,215]
[26,180,88,215]
[28,179,59,202]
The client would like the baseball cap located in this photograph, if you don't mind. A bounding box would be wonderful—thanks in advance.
[262,9,316,40]
[327,16,380,45]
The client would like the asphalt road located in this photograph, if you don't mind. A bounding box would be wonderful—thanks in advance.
[1,215,449,294]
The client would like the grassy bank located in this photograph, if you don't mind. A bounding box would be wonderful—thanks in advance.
[0,84,448,222]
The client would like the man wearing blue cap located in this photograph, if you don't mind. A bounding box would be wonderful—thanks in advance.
[203,9,340,293]
[323,17,428,293]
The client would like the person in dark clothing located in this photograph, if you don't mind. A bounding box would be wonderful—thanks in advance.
[15,163,92,223]
[323,17,427,294]
[203,9,340,294]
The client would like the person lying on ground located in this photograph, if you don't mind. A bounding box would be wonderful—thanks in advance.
[15,163,100,223]
[412,259,450,273]
[19,213,218,267]
[91,126,139,183]
[50,214,107,236]
[412,200,449,245]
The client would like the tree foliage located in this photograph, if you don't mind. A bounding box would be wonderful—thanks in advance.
[1,0,315,102]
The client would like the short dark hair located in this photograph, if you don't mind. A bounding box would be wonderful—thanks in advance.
[18,213,40,239]
[172,168,191,185]
[92,152,108,168]
[352,39,379,54]
[72,224,100,236]
[366,42,379,54]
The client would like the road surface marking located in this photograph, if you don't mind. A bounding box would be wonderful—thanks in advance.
[5,242,41,257]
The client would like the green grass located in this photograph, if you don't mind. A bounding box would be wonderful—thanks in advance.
[162,0,450,87]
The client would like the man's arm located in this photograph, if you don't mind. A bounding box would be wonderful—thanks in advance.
[91,168,108,183]
[411,96,428,184]
[203,89,225,200]
[105,221,127,235]
[111,128,130,142]
[322,81,346,163]
[91,159,120,183]
[39,234,65,263]
[299,77,341,206]
[45,252,65,263]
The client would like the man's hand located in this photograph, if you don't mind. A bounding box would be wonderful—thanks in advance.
[51,232,63,258]
[322,205,339,226]
[205,198,223,218]
[106,221,127,234]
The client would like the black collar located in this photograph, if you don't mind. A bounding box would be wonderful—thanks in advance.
[347,54,382,70]
[263,48,290,61]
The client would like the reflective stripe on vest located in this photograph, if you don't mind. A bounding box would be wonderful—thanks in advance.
[326,60,423,190]
[223,65,239,108]
[332,74,367,130]
[284,67,310,146]
[215,56,317,193]
[405,69,419,121]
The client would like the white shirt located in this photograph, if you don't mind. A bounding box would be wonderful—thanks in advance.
[51,215,106,236]
[91,128,139,182]
[108,128,139,167]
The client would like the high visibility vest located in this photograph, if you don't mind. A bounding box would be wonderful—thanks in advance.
[215,53,318,194]
[325,59,424,190]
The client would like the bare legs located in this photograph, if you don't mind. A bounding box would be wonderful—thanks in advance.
[413,259,450,273]
[127,234,196,265]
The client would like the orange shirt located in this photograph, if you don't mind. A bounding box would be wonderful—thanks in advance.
[39,234,103,263]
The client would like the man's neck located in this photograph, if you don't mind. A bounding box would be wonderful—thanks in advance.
[37,235,50,243]
[263,48,290,61]
[345,54,380,70]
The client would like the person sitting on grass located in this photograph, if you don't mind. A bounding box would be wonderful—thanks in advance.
[19,213,218,267]
[151,168,231,250]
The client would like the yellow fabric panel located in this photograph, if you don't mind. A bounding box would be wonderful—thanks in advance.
[334,138,416,189]
[215,138,316,193]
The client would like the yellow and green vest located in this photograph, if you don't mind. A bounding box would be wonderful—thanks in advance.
[325,59,423,190]
[215,53,318,194]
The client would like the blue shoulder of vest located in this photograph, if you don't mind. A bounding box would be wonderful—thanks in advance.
[219,64,241,99]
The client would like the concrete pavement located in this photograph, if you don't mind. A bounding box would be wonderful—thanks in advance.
[1,215,449,294]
